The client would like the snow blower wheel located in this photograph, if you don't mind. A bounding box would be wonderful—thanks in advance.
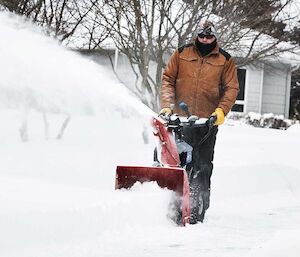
[190,183,205,224]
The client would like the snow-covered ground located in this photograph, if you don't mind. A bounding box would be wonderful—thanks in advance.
[1,11,300,257]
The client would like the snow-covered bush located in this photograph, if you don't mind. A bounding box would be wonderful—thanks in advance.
[227,112,295,130]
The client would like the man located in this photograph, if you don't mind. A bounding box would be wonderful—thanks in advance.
[159,20,239,223]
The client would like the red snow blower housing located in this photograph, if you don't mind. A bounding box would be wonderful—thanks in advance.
[115,102,216,225]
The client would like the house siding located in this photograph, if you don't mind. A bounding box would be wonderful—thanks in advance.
[261,64,289,116]
[244,65,263,113]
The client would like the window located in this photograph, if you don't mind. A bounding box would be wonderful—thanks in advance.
[232,68,246,112]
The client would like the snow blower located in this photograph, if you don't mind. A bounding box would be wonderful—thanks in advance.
[115,102,216,225]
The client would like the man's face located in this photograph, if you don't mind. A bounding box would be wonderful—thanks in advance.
[197,35,216,44]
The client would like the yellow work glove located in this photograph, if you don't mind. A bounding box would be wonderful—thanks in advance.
[159,107,172,116]
[211,107,225,125]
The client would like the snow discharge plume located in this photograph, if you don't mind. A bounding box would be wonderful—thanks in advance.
[0,11,153,118]
[0,11,176,255]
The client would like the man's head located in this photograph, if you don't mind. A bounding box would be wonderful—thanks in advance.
[196,20,217,44]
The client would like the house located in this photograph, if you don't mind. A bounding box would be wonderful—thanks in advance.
[234,61,299,118]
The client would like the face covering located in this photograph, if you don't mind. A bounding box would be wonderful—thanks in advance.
[195,38,217,57]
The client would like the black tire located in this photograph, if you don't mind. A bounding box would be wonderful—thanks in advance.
[189,183,206,224]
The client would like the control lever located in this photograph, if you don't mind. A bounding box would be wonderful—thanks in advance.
[179,102,191,117]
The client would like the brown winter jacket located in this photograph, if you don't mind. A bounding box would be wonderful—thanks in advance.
[160,42,239,117]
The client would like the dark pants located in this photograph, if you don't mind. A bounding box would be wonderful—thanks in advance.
[183,125,218,210]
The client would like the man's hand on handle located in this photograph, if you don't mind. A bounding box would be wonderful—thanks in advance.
[211,107,225,125]
[159,107,172,116]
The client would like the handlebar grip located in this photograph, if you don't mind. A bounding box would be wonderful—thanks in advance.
[206,115,217,127]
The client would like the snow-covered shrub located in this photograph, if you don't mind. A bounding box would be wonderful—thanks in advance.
[226,112,245,121]
[245,112,262,127]
[228,112,294,130]
[261,113,291,130]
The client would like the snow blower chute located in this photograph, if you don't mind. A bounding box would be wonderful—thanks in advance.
[115,102,216,225]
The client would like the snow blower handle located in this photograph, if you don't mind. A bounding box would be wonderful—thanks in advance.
[206,115,217,128]
[178,101,205,127]
[195,115,217,147]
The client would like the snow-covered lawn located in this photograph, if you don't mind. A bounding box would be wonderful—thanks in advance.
[0,11,300,257]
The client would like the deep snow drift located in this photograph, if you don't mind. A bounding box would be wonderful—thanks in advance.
[1,11,300,257]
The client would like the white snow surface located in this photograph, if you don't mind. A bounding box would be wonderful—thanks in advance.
[1,11,300,257]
